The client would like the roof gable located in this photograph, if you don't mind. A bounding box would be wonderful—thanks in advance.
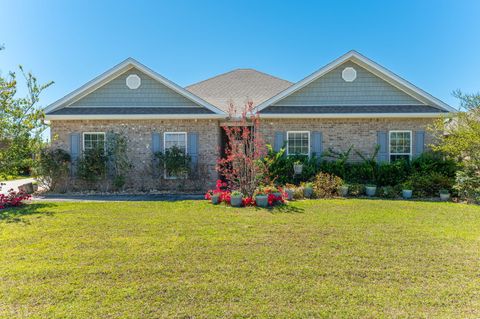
[70,67,199,107]
[45,58,225,115]
[186,69,292,112]
[256,51,455,113]
[272,60,422,107]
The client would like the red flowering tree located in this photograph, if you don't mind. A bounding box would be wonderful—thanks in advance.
[216,102,269,197]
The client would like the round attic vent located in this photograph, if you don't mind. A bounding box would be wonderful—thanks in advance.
[126,74,141,89]
[342,67,357,82]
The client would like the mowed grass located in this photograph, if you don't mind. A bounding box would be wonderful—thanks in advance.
[1,200,479,318]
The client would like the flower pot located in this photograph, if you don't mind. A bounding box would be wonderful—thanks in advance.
[285,189,294,200]
[440,192,450,201]
[339,185,349,197]
[230,195,243,207]
[304,187,313,198]
[211,195,221,205]
[365,186,377,197]
[293,164,303,175]
[402,189,413,199]
[255,195,268,207]
[273,192,282,199]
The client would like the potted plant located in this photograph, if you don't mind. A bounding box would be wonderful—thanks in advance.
[269,186,282,199]
[365,184,377,197]
[293,160,303,175]
[230,190,243,207]
[339,183,349,197]
[439,189,450,201]
[401,181,413,199]
[211,193,221,205]
[255,188,269,207]
[284,184,295,200]
[303,182,314,198]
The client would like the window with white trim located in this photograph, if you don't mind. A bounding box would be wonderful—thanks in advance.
[389,131,412,162]
[164,132,187,178]
[83,132,105,152]
[287,131,310,156]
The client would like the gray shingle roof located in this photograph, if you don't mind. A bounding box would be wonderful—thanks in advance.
[47,107,214,115]
[186,69,293,113]
[260,105,446,114]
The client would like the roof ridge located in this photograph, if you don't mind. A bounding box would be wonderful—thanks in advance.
[186,68,292,89]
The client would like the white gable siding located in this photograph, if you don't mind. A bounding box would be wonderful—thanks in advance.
[273,61,424,106]
[70,68,200,107]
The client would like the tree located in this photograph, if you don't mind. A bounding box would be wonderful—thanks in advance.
[216,101,269,197]
[0,48,53,178]
[431,90,480,202]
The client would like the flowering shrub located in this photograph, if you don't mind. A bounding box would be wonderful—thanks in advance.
[205,180,284,207]
[0,189,31,209]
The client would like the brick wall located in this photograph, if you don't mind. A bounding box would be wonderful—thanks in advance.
[50,119,220,191]
[259,118,436,161]
[50,117,437,191]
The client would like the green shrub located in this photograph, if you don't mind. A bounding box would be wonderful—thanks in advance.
[378,186,398,199]
[77,148,108,183]
[34,148,71,191]
[155,145,191,178]
[263,146,318,185]
[411,152,458,178]
[454,163,480,203]
[407,172,455,197]
[312,172,343,198]
[348,183,365,197]
[292,187,304,200]
[376,160,410,187]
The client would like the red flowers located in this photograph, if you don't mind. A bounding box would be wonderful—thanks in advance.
[0,189,31,209]
[205,181,285,208]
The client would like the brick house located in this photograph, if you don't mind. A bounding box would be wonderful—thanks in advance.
[44,51,454,191]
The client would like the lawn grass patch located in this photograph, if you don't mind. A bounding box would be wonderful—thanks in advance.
[1,200,479,318]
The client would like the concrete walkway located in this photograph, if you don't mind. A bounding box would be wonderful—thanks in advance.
[1,178,203,202]
[0,178,36,195]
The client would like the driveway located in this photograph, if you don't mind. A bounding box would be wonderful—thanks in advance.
[0,178,36,195]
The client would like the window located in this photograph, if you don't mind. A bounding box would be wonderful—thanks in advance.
[83,132,105,152]
[164,132,187,178]
[287,131,310,156]
[389,131,412,162]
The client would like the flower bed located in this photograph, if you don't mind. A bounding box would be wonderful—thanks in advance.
[0,189,31,209]
[205,180,285,207]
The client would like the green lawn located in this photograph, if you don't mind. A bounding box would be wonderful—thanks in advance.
[1,200,479,318]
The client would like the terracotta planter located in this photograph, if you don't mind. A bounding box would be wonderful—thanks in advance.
[339,186,349,197]
[255,195,268,207]
[365,186,377,197]
[402,190,412,199]
[230,195,243,207]
[303,187,313,198]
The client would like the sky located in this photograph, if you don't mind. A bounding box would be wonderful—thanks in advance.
[1,0,480,114]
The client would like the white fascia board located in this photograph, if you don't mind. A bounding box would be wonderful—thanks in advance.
[44,58,226,115]
[45,114,226,121]
[258,113,450,119]
[255,50,456,113]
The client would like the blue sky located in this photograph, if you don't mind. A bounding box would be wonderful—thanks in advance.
[1,0,479,110]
